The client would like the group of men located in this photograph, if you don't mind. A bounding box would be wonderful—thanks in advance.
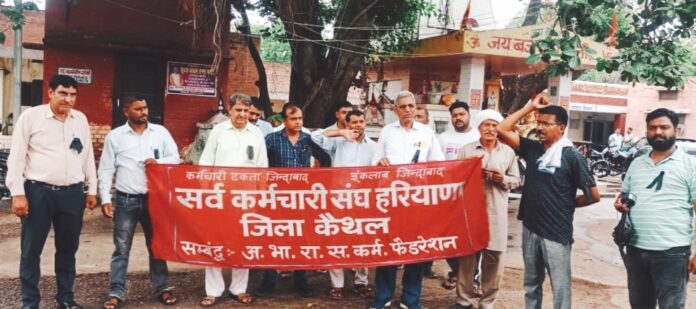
[7,74,696,309]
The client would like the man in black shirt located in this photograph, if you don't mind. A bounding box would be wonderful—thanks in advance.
[497,94,600,309]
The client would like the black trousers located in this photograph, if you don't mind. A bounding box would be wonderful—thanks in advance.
[20,181,86,308]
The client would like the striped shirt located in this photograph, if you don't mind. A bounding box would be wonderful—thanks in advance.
[622,147,696,250]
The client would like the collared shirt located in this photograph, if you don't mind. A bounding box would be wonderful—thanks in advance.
[265,130,330,167]
[97,122,180,202]
[459,140,520,251]
[371,121,444,165]
[608,133,622,151]
[253,119,274,137]
[622,147,696,250]
[311,129,377,167]
[7,104,97,195]
[438,129,480,160]
[199,121,268,168]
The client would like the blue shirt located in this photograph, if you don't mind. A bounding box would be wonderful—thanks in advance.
[254,119,274,137]
[98,123,180,202]
[265,130,331,167]
[622,147,696,250]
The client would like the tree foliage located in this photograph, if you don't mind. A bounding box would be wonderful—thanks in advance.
[251,0,441,127]
[527,0,696,89]
[0,1,38,44]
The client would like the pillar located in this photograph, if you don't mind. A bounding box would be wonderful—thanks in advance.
[456,57,485,110]
[547,72,572,109]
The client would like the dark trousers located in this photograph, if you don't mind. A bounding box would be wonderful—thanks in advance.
[20,181,86,308]
[109,194,169,301]
[626,245,690,309]
[262,269,307,285]
[372,263,426,309]
[424,258,459,278]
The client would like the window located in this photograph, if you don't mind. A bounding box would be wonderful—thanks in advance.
[658,90,678,100]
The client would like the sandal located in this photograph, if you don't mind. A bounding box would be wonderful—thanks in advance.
[199,295,217,307]
[157,290,178,306]
[229,292,255,304]
[352,284,375,299]
[441,277,457,290]
[102,297,121,309]
[328,287,343,300]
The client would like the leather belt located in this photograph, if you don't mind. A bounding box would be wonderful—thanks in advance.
[29,180,84,191]
[116,190,148,199]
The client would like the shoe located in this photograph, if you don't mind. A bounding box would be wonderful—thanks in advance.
[253,281,275,297]
[295,282,315,297]
[56,301,84,309]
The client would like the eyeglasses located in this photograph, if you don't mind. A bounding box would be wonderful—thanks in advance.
[536,121,560,128]
[396,104,416,110]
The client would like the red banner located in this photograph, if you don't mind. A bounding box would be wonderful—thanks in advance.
[147,159,488,269]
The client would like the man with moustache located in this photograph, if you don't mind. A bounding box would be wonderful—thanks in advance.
[615,108,696,309]
[497,94,600,309]
[414,106,430,125]
[255,103,330,298]
[451,110,520,309]
[371,91,444,309]
[248,98,274,136]
[198,93,267,307]
[98,96,180,309]
[311,110,376,300]
[438,101,480,160]
[7,75,98,309]
[427,101,479,286]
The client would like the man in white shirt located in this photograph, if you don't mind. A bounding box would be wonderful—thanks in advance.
[311,110,376,300]
[98,96,180,308]
[438,101,480,160]
[249,98,274,136]
[622,127,636,148]
[198,93,268,307]
[371,91,444,309]
[430,101,479,288]
[608,128,623,152]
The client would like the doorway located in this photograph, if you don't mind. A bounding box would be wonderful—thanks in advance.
[112,55,166,127]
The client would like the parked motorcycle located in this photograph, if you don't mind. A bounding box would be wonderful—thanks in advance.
[590,146,638,178]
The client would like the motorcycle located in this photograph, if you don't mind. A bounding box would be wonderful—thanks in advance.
[590,146,638,178]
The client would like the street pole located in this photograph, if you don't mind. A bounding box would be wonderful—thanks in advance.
[10,0,23,134]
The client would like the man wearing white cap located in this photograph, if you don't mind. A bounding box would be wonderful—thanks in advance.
[451,110,520,309]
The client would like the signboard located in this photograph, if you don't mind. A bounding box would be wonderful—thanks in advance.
[147,159,489,269]
[167,61,217,97]
[58,67,92,84]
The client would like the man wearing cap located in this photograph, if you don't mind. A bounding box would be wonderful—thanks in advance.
[451,110,520,309]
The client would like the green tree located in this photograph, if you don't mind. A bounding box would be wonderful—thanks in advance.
[252,0,441,127]
[251,24,291,63]
[527,0,696,89]
[0,1,38,43]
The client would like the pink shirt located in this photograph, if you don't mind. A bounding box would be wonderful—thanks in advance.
[7,104,97,195]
